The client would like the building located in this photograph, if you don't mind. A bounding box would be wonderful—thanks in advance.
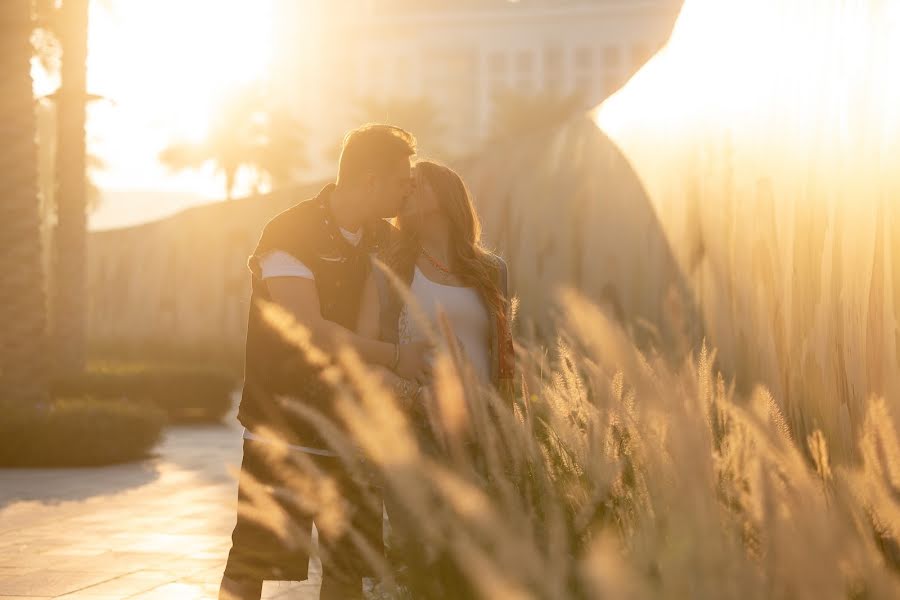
[272,0,682,175]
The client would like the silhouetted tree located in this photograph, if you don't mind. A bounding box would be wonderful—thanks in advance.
[32,1,105,377]
[54,0,90,374]
[0,0,50,404]
[35,99,103,229]
[160,87,307,200]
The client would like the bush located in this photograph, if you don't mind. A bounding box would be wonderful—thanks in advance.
[51,366,237,423]
[0,399,165,467]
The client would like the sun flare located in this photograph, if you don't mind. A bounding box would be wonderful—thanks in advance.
[596,0,900,153]
[593,0,900,445]
[81,0,275,195]
[89,0,274,140]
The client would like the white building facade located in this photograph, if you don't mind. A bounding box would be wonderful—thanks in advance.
[272,0,682,175]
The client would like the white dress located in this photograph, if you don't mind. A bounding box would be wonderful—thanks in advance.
[399,266,491,383]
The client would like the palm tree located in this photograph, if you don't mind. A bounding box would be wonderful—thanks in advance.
[252,105,309,191]
[35,99,103,229]
[160,87,307,200]
[0,0,50,404]
[47,0,90,375]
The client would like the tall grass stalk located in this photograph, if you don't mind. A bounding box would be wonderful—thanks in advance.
[244,294,899,599]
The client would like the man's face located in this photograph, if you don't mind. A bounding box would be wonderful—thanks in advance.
[368,158,414,219]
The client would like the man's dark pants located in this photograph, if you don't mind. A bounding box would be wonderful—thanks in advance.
[221,438,382,599]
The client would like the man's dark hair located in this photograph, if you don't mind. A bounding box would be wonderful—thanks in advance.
[337,124,417,184]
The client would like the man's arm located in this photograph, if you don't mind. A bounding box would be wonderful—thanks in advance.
[355,273,381,341]
[266,276,431,382]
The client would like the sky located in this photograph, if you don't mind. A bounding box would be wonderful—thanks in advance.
[34,0,277,230]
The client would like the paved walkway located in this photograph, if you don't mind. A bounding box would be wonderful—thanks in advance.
[0,411,320,599]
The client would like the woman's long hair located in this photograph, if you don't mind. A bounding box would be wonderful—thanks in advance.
[386,161,505,320]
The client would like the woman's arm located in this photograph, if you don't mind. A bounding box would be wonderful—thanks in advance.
[357,273,422,405]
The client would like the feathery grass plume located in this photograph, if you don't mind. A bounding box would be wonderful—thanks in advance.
[253,252,900,597]
[557,288,648,387]
[509,295,520,325]
[852,397,900,567]
[749,385,793,444]
[431,352,469,455]
[253,424,351,541]
[334,346,420,467]
[248,302,390,572]
[371,256,439,343]
[446,534,533,600]
[258,300,330,368]
[580,537,648,600]
[808,429,834,488]
[226,462,316,553]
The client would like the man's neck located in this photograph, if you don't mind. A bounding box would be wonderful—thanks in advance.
[328,185,364,232]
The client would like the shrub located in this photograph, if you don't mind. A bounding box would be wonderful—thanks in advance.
[0,398,165,467]
[51,366,237,423]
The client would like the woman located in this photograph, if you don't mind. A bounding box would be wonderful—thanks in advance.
[355,161,514,591]
[357,160,515,402]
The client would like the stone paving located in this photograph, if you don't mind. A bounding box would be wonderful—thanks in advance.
[0,410,321,599]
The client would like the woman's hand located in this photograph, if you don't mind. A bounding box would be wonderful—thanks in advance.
[396,339,434,384]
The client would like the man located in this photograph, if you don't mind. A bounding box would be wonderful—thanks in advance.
[220,124,430,600]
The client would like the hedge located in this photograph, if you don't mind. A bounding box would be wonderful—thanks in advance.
[51,366,237,423]
[0,399,166,467]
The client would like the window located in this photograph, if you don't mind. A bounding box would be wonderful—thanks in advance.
[491,79,509,99]
[488,52,508,74]
[575,46,593,70]
[543,45,563,91]
[544,46,563,71]
[516,51,534,75]
[603,46,621,68]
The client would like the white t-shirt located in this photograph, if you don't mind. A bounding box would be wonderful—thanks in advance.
[243,226,362,455]
[258,226,362,279]
[400,266,491,383]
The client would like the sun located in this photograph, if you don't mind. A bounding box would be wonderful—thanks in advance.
[593,0,900,218]
[595,0,900,142]
[84,0,276,194]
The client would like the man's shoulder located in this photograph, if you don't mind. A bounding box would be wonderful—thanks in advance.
[252,187,333,267]
[264,192,327,235]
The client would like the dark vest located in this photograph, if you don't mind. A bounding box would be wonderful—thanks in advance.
[237,184,391,447]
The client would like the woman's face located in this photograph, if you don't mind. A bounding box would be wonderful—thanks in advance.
[400,169,443,224]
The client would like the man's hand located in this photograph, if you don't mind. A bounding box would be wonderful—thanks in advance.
[396,340,433,384]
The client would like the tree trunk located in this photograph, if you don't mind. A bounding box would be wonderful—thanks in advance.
[225,168,236,201]
[52,0,89,374]
[0,1,50,404]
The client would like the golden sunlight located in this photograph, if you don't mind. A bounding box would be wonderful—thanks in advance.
[594,0,900,452]
[85,0,275,198]
[596,0,900,175]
